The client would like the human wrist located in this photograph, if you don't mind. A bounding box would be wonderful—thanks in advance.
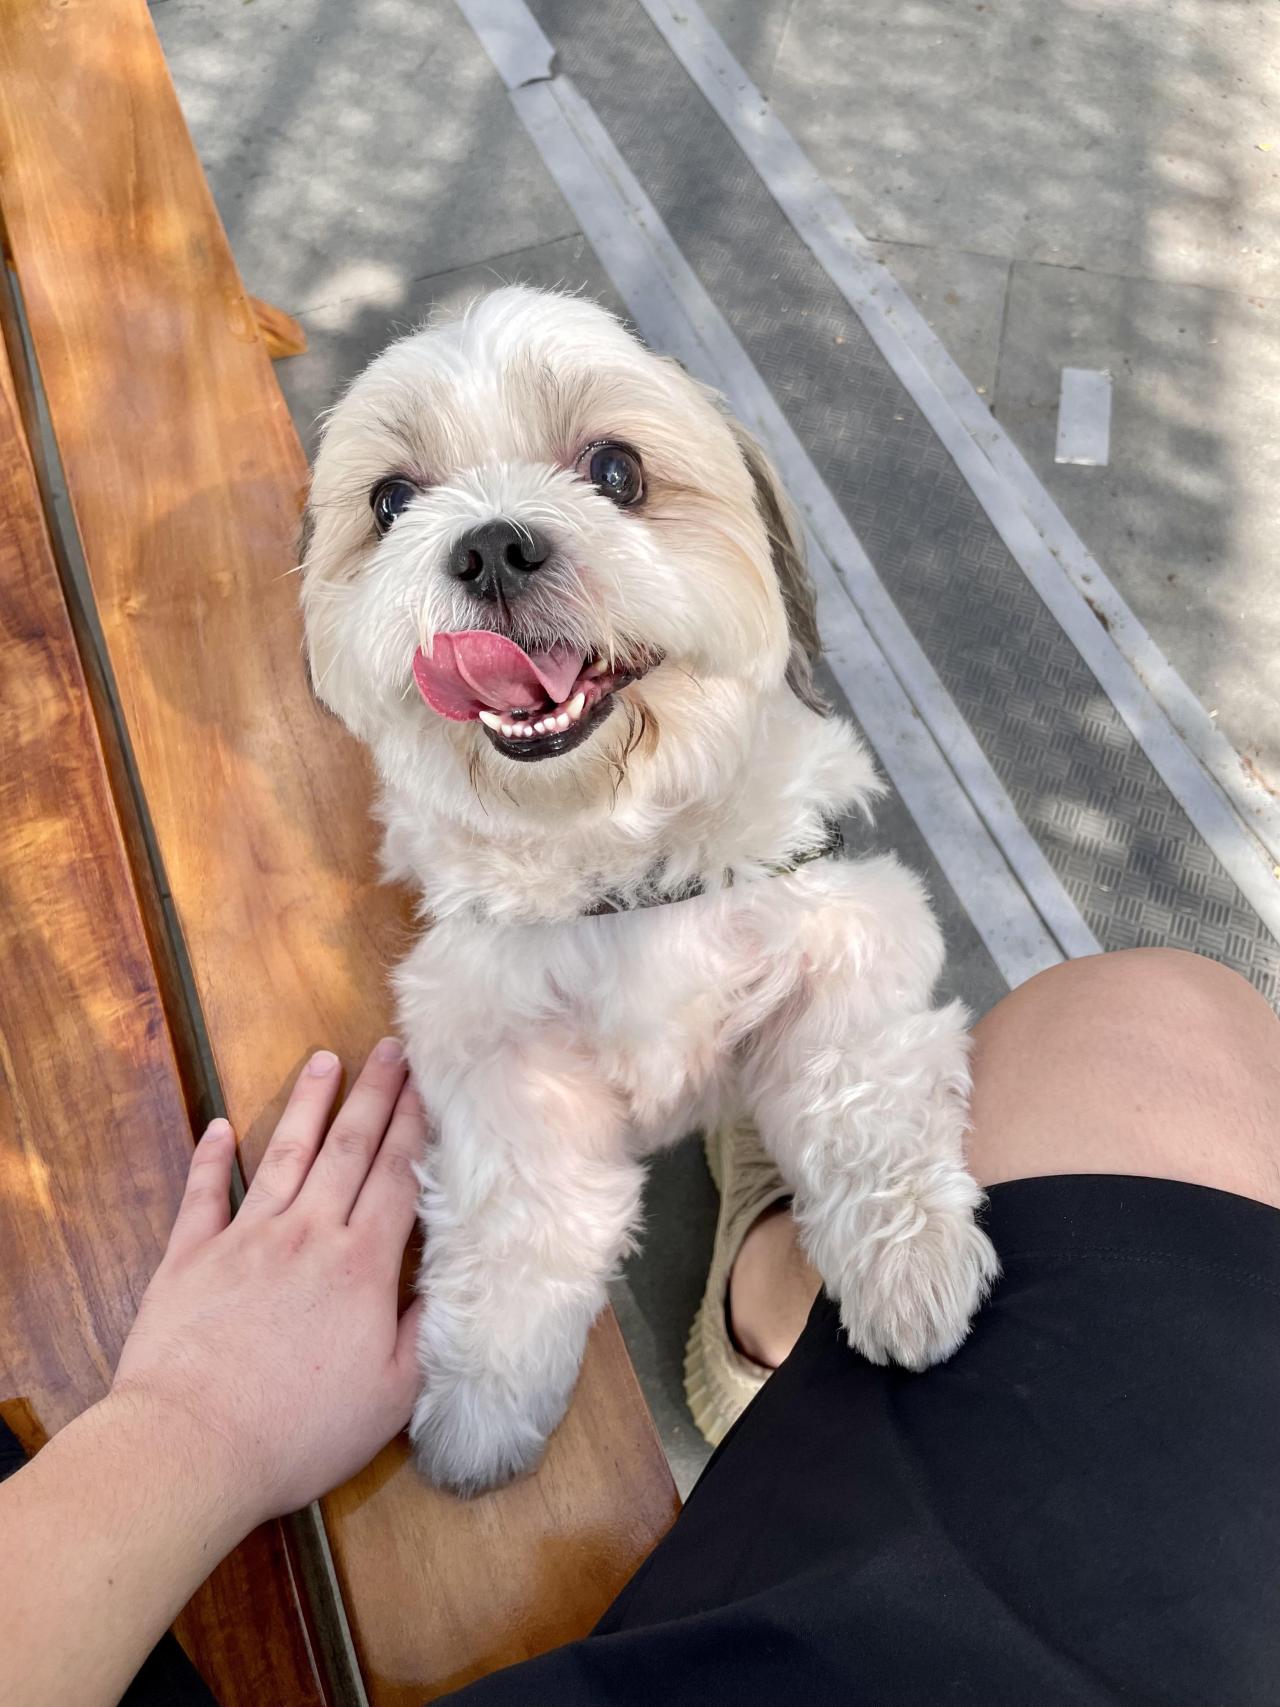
[91,1384,261,1557]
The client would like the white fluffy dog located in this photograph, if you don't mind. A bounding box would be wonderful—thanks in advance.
[300,286,998,1495]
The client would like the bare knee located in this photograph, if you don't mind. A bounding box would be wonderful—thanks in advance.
[968,949,1280,1209]
[982,949,1270,1059]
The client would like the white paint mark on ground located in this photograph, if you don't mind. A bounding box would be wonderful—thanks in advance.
[1055,368,1113,467]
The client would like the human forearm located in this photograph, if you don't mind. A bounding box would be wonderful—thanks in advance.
[0,1390,249,1707]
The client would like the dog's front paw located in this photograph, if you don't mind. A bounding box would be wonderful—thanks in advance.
[409,1376,552,1497]
[834,1185,1000,1371]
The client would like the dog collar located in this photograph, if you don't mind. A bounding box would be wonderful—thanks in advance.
[581,820,846,918]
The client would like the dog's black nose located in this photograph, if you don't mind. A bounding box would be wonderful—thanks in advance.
[448,519,550,602]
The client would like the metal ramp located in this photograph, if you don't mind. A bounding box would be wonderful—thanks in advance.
[451,0,1279,1013]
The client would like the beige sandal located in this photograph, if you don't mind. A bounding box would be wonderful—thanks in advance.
[683,1114,792,1447]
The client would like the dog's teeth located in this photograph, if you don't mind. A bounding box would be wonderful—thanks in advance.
[567,691,586,721]
[520,724,535,738]
[477,710,503,731]
[501,722,515,737]
[585,659,608,678]
[555,712,570,732]
[533,720,547,735]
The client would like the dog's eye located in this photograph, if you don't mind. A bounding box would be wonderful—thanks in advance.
[370,478,419,535]
[581,442,644,507]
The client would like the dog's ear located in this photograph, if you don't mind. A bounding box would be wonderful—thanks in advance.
[729,420,829,715]
[295,496,341,717]
[295,497,323,696]
[296,496,316,569]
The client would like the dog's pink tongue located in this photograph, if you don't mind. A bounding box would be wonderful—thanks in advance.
[412,631,585,721]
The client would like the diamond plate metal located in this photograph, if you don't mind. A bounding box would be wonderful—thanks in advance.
[527,0,1279,1006]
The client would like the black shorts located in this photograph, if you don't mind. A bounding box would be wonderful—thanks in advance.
[451,1175,1280,1706]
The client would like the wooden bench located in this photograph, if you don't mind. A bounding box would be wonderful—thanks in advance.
[0,294,329,1707]
[0,1,678,1700]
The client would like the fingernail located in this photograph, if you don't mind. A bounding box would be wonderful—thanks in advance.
[203,1117,232,1142]
[308,1049,339,1077]
[375,1036,403,1064]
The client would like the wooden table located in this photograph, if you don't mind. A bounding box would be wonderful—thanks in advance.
[0,2,678,1701]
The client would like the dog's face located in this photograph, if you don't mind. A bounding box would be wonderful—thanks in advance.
[302,287,820,819]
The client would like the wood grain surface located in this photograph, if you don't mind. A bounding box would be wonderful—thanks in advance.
[0,305,326,1707]
[0,1,678,1699]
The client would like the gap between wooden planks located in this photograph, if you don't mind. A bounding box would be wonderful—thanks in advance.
[0,1,679,1701]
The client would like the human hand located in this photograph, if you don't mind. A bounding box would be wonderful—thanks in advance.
[110,1039,425,1538]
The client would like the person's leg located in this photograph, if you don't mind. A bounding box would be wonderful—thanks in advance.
[968,946,1280,1203]
[730,947,1280,1359]
[727,1202,819,1370]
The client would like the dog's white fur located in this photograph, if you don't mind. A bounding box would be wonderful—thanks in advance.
[301,287,998,1495]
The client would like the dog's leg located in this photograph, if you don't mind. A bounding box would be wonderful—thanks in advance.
[408,1045,642,1496]
[743,857,999,1369]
